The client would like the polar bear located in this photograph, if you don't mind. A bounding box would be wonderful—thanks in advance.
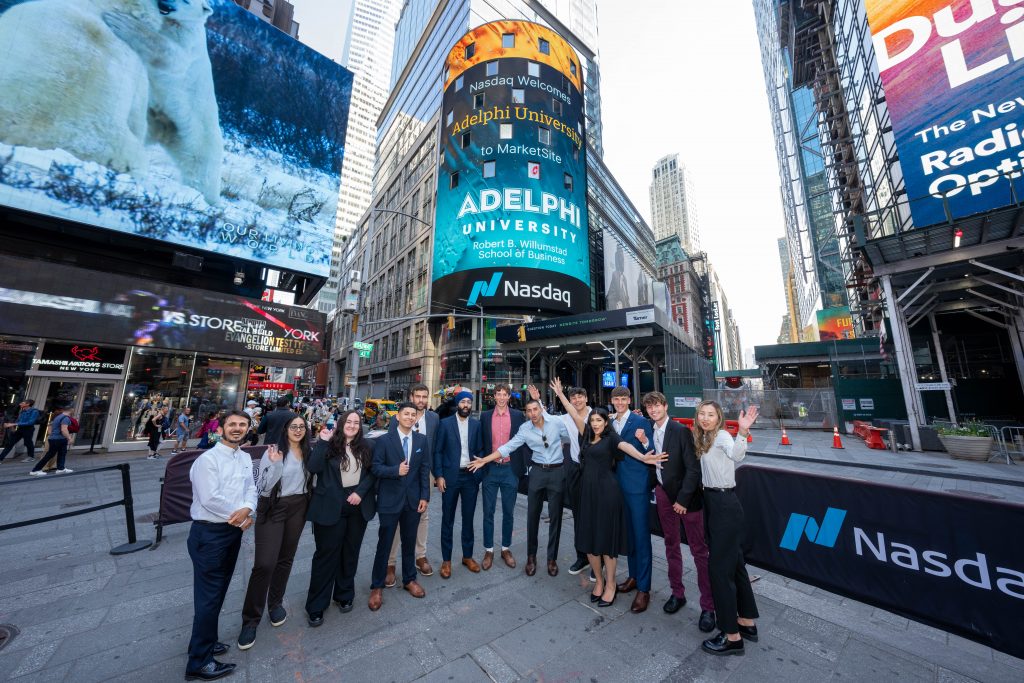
[0,0,158,175]
[103,0,223,204]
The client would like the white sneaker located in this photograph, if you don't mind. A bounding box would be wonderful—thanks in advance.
[21,457,33,463]
[56,468,74,474]
[28,470,46,477]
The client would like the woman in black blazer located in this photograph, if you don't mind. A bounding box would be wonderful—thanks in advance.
[304,410,377,626]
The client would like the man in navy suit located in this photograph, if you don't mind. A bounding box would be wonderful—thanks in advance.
[479,384,527,570]
[369,402,430,611]
[609,386,655,613]
[434,390,484,578]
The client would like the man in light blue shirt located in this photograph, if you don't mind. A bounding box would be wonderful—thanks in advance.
[470,398,570,577]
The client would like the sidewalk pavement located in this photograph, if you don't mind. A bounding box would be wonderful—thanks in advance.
[0,441,1021,682]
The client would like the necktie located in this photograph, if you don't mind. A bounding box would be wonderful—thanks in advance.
[403,435,410,464]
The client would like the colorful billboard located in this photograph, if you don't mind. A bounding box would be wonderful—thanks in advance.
[817,306,856,341]
[432,21,589,314]
[866,1,1024,225]
[603,233,654,311]
[0,0,352,277]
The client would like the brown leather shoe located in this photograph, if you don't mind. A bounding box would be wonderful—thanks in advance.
[525,555,537,576]
[439,561,452,579]
[630,591,650,613]
[462,557,481,573]
[501,549,516,568]
[482,551,493,570]
[617,577,638,593]
[416,557,434,576]
[368,588,383,611]
[384,565,397,588]
[404,580,426,598]
[547,560,558,577]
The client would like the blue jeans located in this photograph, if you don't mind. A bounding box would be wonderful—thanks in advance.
[31,438,68,472]
[482,463,517,549]
[440,469,479,561]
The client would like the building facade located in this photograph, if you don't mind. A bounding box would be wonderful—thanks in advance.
[655,236,703,350]
[232,0,299,38]
[649,153,701,254]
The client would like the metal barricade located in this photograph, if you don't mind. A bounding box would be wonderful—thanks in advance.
[702,388,837,430]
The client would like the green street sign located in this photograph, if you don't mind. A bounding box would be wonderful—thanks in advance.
[358,350,371,358]
[353,341,373,351]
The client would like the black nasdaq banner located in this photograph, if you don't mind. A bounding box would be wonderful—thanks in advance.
[736,465,1024,660]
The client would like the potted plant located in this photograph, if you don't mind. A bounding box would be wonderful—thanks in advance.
[935,422,994,461]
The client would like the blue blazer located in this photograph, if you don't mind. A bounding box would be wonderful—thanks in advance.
[372,429,430,515]
[614,412,654,495]
[480,407,529,478]
[388,409,439,457]
[433,415,483,483]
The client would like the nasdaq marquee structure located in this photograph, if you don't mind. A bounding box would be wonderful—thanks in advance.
[432,21,590,315]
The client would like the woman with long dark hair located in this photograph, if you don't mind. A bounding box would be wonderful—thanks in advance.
[550,379,666,607]
[237,415,311,650]
[304,409,377,626]
[691,399,759,656]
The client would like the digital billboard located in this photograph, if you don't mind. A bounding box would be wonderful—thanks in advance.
[816,306,856,341]
[603,233,654,311]
[866,1,1024,225]
[432,21,589,315]
[0,0,352,278]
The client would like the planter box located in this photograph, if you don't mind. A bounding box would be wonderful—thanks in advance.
[938,435,994,461]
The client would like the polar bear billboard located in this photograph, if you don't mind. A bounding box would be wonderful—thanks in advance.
[0,0,352,279]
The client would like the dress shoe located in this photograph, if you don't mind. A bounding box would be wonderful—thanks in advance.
[598,588,617,607]
[630,591,650,613]
[482,550,493,570]
[439,561,452,579]
[663,595,686,614]
[463,557,481,572]
[237,625,256,650]
[568,558,588,575]
[738,623,759,642]
[590,588,603,603]
[501,549,516,568]
[185,660,236,681]
[416,557,434,576]
[702,631,745,656]
[212,642,229,656]
[336,600,353,613]
[525,555,537,576]
[306,612,323,627]
[404,580,426,598]
[616,577,637,593]
[698,610,716,633]
[384,565,397,588]
[368,588,383,611]
[547,560,558,577]
[268,605,287,627]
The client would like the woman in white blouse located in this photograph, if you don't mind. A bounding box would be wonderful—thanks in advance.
[238,415,311,650]
[693,400,759,656]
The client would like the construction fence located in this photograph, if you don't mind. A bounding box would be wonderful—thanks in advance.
[702,388,837,430]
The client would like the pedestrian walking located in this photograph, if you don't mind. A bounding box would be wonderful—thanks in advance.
[0,399,40,464]
[694,400,760,656]
[304,410,376,626]
[237,415,311,649]
[185,411,257,681]
[146,406,169,459]
[196,412,221,450]
[28,403,74,476]
[174,407,193,454]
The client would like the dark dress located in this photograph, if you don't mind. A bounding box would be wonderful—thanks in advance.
[575,431,630,556]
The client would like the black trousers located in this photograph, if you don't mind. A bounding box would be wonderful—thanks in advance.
[31,439,68,472]
[241,494,309,626]
[527,465,564,561]
[147,429,161,453]
[563,458,587,563]
[187,521,242,673]
[0,425,34,461]
[704,489,759,633]
[306,491,368,613]
[371,505,420,588]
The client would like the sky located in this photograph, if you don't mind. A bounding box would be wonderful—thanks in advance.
[291,0,788,354]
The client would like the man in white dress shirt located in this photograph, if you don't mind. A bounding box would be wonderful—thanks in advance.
[185,411,258,681]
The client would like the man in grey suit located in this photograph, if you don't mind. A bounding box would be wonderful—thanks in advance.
[385,383,439,586]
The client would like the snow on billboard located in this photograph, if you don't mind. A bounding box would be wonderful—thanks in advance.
[866,0,1024,225]
[0,0,352,278]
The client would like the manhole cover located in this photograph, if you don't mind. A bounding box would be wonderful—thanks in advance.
[42,552,70,561]
[59,500,92,509]
[0,624,19,651]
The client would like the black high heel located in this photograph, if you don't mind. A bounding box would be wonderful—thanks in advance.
[590,583,603,603]
[598,588,617,607]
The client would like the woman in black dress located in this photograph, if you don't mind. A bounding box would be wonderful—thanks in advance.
[550,379,666,606]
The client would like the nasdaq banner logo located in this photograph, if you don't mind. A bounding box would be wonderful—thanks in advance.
[467,272,503,307]
[779,507,847,551]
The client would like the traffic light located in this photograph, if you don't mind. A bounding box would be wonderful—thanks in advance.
[447,315,455,330]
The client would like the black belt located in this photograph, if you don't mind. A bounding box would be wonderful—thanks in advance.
[534,463,562,470]
[704,486,735,493]
[193,520,231,526]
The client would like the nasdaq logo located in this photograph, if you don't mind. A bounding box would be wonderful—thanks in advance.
[779,507,847,551]
[466,272,503,307]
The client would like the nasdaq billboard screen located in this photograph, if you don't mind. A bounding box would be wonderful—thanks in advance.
[432,21,590,315]
[866,1,1024,225]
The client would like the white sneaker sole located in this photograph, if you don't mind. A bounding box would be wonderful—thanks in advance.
[237,639,255,651]
[270,616,286,627]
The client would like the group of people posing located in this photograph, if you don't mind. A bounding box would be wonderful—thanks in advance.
[182,382,759,681]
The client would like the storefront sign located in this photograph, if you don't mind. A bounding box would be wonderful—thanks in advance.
[496,306,659,343]
[737,465,1024,660]
[674,396,700,409]
[247,381,294,391]
[33,342,126,374]
[0,254,324,363]
[916,382,952,391]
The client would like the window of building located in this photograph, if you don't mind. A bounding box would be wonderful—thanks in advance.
[455,75,464,91]
[483,160,496,178]
[552,99,562,115]
[527,161,540,179]
[115,348,195,443]
[538,38,550,54]
[486,61,498,77]
[500,123,513,139]
[564,173,573,191]
[465,42,476,59]
[528,62,540,77]
[502,33,515,48]
[446,110,453,126]
[512,88,525,104]
[538,127,551,145]
[569,61,577,77]
[450,171,459,189]
[474,92,485,108]
[461,131,471,148]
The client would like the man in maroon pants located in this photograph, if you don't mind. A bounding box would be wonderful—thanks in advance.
[638,392,715,632]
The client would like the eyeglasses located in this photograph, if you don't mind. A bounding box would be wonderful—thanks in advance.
[288,425,307,431]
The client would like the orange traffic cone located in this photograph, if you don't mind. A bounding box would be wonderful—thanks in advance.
[780,428,791,446]
[831,426,844,449]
